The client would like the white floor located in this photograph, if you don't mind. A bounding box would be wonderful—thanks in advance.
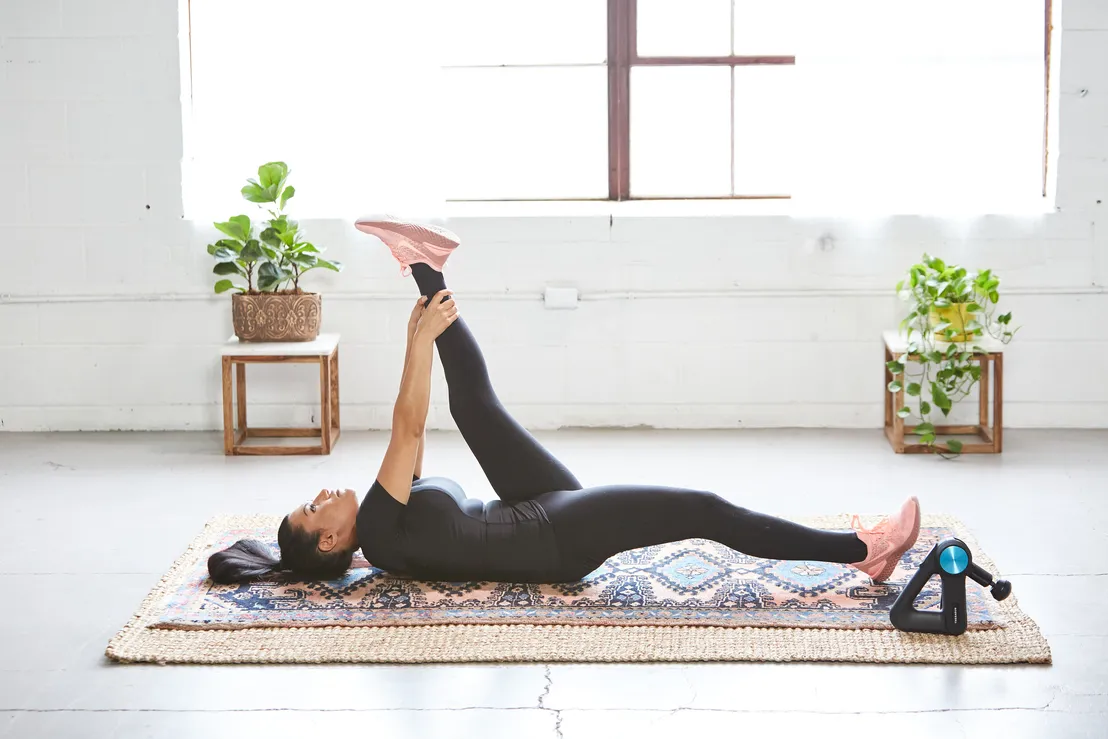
[1,429,1105,738]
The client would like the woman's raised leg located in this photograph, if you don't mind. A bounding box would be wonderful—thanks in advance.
[410,263,582,500]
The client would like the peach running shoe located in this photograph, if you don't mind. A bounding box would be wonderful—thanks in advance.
[354,216,460,276]
[849,496,921,583]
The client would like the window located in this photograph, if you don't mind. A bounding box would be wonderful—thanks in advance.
[185,0,1049,215]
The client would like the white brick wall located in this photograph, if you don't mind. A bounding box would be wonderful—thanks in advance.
[1,0,1106,432]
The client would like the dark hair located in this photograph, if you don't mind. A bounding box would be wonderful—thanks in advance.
[207,516,354,584]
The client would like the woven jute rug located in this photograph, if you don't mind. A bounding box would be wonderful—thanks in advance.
[106,513,1051,665]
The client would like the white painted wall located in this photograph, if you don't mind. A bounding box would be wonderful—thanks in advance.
[1,0,1105,432]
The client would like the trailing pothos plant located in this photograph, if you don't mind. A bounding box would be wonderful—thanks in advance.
[206,162,342,294]
[886,254,1017,455]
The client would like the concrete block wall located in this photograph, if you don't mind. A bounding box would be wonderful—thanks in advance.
[1,0,1105,432]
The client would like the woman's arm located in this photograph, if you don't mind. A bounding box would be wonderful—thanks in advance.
[376,291,457,505]
[402,297,428,479]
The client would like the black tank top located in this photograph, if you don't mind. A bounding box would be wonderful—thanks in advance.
[356,477,562,582]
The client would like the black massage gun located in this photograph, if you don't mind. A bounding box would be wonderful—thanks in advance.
[889,537,1012,636]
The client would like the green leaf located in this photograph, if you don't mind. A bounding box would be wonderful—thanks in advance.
[946,439,964,454]
[897,407,911,419]
[240,239,263,262]
[916,422,935,434]
[209,247,238,262]
[887,381,902,393]
[934,297,951,307]
[260,227,282,248]
[257,261,292,291]
[287,253,318,269]
[315,258,342,272]
[241,181,271,203]
[294,242,320,254]
[920,401,932,414]
[895,279,904,293]
[214,279,237,294]
[932,383,952,412]
[967,302,982,313]
[970,364,981,381]
[258,162,289,189]
[886,360,905,374]
[213,219,247,242]
[229,215,252,241]
[989,290,999,304]
[213,261,243,276]
[907,382,921,397]
[279,185,295,209]
[998,312,1012,325]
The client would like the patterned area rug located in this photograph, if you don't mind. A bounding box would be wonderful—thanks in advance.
[156,524,998,631]
[107,513,1051,665]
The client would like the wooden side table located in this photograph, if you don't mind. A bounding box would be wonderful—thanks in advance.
[220,333,341,456]
[883,330,1004,454]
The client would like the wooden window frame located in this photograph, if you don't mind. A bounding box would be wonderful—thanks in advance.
[607,0,1053,203]
[186,0,1054,203]
[607,0,795,201]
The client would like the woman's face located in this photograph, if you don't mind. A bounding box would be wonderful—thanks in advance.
[287,489,360,553]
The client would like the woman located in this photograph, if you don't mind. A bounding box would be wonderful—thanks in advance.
[209,218,920,586]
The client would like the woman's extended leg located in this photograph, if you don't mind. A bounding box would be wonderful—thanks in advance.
[539,485,920,582]
[410,263,582,501]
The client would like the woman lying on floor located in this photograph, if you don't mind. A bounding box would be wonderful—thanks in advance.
[209,218,920,586]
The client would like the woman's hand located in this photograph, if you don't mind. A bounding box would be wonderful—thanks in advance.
[414,290,458,341]
[406,296,428,340]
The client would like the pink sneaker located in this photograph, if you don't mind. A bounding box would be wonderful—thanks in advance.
[849,496,921,583]
[354,215,460,276]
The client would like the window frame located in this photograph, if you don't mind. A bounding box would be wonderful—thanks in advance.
[185,0,1054,204]
[607,0,795,201]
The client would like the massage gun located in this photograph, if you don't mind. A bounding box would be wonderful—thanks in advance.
[889,537,1011,636]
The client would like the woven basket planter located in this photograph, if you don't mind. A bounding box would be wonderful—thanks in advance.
[231,292,321,342]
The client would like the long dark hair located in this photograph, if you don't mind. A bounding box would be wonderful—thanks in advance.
[207,516,354,584]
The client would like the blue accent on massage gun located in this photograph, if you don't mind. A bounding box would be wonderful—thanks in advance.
[890,538,1011,636]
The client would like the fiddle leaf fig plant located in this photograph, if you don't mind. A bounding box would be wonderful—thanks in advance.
[887,254,1018,455]
[207,162,343,295]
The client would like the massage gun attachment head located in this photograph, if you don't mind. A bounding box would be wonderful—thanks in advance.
[990,579,1012,601]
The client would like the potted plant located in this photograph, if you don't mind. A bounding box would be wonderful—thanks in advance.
[205,162,343,342]
[887,254,1017,454]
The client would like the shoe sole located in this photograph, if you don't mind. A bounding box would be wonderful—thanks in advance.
[872,496,921,583]
[354,218,460,252]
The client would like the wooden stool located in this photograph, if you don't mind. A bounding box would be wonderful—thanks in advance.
[883,330,1004,454]
[220,333,341,456]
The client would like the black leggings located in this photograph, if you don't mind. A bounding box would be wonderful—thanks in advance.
[410,264,867,575]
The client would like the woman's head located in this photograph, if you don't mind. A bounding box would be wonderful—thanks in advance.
[207,489,360,584]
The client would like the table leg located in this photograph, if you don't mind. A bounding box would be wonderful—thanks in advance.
[994,352,1004,453]
[221,357,234,455]
[331,347,340,434]
[891,351,906,453]
[235,362,247,433]
[978,356,990,428]
[884,345,894,430]
[319,356,333,455]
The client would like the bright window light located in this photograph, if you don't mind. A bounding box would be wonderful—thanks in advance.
[185,0,1047,214]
